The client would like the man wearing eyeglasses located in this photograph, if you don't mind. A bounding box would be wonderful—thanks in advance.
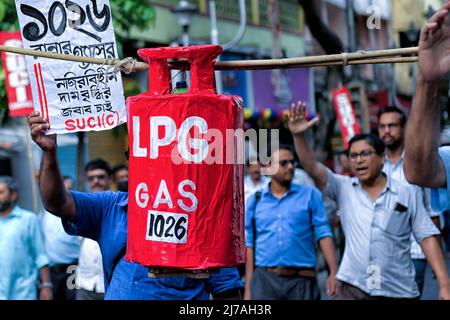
[244,144,338,300]
[288,102,450,299]
[378,106,442,297]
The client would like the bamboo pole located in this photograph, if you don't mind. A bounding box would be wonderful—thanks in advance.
[0,44,418,72]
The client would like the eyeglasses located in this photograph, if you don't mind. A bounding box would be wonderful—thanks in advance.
[349,150,376,161]
[279,160,297,167]
[87,174,108,182]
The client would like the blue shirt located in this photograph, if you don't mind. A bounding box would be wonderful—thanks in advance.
[40,210,80,266]
[62,191,243,300]
[0,205,49,300]
[431,147,450,211]
[245,182,333,268]
[325,170,440,298]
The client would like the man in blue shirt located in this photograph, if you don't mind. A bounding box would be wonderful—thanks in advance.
[0,176,52,300]
[27,112,243,300]
[244,145,338,300]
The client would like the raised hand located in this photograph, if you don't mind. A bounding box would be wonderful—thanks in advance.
[287,101,319,136]
[27,111,57,152]
[418,1,450,82]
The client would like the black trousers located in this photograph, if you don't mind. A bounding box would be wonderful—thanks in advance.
[250,268,320,300]
[49,263,77,301]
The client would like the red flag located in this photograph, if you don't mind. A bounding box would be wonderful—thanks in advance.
[0,31,34,117]
[332,86,361,149]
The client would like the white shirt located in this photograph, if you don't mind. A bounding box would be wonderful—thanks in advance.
[244,175,268,203]
[76,238,105,293]
[40,211,81,266]
[325,169,440,298]
[293,168,316,187]
[383,153,440,260]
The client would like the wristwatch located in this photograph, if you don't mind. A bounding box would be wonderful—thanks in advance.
[38,281,53,289]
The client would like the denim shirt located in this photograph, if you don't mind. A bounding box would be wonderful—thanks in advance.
[62,191,243,300]
[245,182,333,268]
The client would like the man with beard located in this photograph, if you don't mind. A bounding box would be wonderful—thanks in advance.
[244,145,338,300]
[378,106,441,296]
[0,176,52,300]
[288,102,450,299]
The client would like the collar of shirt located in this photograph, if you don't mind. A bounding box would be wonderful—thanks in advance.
[0,204,21,220]
[262,181,300,198]
[350,173,399,196]
[384,150,405,166]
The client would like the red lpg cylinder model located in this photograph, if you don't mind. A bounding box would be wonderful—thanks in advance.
[126,45,245,276]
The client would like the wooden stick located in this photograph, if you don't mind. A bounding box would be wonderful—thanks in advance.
[169,56,418,70]
[0,44,148,72]
[0,44,418,72]
[212,47,419,70]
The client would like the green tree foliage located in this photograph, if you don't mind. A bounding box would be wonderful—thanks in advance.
[0,0,156,123]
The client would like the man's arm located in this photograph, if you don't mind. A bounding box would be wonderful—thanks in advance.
[318,237,339,296]
[288,102,328,189]
[244,248,254,300]
[421,236,450,299]
[38,266,53,300]
[404,77,445,187]
[28,111,76,221]
[431,216,442,246]
[404,4,450,188]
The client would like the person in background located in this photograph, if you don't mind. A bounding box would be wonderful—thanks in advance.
[40,174,81,300]
[378,106,441,296]
[111,164,128,192]
[244,158,268,203]
[245,145,338,300]
[0,176,52,300]
[75,159,111,300]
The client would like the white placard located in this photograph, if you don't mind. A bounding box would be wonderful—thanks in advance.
[15,0,126,134]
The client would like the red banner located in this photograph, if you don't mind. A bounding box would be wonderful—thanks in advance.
[332,86,360,149]
[126,45,245,270]
[0,31,33,117]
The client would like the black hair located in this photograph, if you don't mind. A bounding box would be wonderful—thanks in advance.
[377,106,407,127]
[62,175,73,181]
[348,133,385,155]
[85,158,112,175]
[246,156,260,166]
[0,176,18,194]
[112,164,128,176]
[270,144,294,157]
